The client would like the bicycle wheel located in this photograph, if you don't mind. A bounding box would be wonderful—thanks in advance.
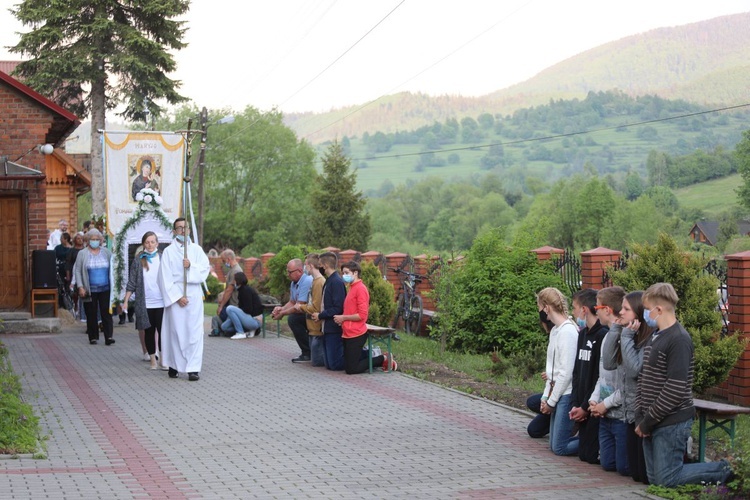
[392,293,406,329]
[59,287,75,313]
[406,295,423,334]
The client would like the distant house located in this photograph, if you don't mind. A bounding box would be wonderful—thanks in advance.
[0,68,88,310]
[689,220,750,246]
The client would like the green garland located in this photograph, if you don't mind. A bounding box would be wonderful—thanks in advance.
[112,205,173,302]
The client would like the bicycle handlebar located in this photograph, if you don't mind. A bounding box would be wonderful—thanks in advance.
[387,267,426,280]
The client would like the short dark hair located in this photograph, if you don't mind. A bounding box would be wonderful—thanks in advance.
[341,260,361,275]
[320,252,337,270]
[234,272,248,287]
[173,217,186,230]
[572,288,597,311]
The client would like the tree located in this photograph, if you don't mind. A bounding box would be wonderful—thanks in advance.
[11,0,189,216]
[736,130,750,211]
[307,142,371,250]
[196,107,316,253]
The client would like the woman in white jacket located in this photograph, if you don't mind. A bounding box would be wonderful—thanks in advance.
[538,287,579,456]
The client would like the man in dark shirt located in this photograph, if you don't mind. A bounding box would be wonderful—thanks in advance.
[569,288,608,464]
[636,282,732,487]
[311,252,346,371]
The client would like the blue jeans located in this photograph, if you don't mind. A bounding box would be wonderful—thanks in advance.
[549,393,579,456]
[600,417,630,475]
[221,306,260,335]
[322,332,344,371]
[643,419,731,487]
[310,335,325,367]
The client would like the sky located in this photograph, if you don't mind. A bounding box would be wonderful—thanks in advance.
[1,1,749,115]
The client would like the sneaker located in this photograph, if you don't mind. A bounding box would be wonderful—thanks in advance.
[382,353,398,372]
[142,353,151,362]
[230,332,247,340]
[159,364,169,371]
[105,338,115,346]
[291,355,311,363]
[246,329,257,338]
[168,367,178,378]
[208,329,222,337]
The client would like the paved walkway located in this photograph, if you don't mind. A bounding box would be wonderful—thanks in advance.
[1,319,650,499]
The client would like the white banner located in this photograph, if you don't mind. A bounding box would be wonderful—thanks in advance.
[103,131,185,236]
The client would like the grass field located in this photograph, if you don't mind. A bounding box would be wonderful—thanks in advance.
[674,173,742,217]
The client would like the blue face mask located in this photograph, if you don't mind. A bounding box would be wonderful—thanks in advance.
[643,308,659,328]
[342,274,354,284]
[576,317,586,329]
[89,240,100,249]
[175,235,185,243]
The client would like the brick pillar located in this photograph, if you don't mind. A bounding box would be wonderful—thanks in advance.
[209,256,225,282]
[580,247,622,291]
[244,257,262,280]
[339,249,360,264]
[260,253,275,278]
[530,245,564,262]
[321,246,341,255]
[724,251,750,405]
[360,250,382,265]
[385,252,409,300]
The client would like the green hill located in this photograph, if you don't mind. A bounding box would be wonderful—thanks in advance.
[673,173,742,217]
[287,12,750,145]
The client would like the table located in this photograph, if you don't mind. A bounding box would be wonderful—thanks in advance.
[31,288,58,318]
[366,324,395,373]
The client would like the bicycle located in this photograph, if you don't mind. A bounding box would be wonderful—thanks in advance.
[389,267,426,334]
[56,270,75,314]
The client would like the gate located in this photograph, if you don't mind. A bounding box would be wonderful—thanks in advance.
[704,259,729,335]
[553,249,582,296]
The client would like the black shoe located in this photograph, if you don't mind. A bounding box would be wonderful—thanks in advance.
[208,329,221,337]
[105,338,115,346]
[188,372,200,381]
[89,339,97,345]
[118,318,126,325]
[291,355,311,363]
[392,334,401,341]
[168,368,178,378]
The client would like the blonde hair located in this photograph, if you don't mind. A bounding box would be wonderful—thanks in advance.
[537,287,568,316]
[643,282,679,309]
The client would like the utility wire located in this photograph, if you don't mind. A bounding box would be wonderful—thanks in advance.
[301,0,535,140]
[345,102,750,163]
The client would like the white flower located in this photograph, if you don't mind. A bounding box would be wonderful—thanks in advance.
[136,192,144,201]
[144,195,153,203]
[155,195,163,205]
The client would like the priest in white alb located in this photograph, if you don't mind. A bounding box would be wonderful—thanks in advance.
[157,217,210,381]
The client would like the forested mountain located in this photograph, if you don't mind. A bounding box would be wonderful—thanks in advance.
[285,12,750,144]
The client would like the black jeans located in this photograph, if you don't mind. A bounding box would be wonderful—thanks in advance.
[526,393,551,438]
[144,307,164,355]
[84,289,113,342]
[288,313,310,357]
[343,334,385,374]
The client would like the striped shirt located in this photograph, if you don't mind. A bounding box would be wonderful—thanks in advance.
[635,321,695,434]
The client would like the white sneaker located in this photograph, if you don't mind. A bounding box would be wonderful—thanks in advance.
[142,353,150,362]
[230,332,247,340]
[246,329,257,338]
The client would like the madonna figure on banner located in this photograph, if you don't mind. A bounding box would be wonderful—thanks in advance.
[132,157,160,201]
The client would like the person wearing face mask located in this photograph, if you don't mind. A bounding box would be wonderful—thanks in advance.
[635,283,733,487]
[73,228,115,345]
[157,218,210,381]
[333,261,394,374]
[568,288,608,465]
[209,249,243,337]
[123,232,166,370]
[295,254,326,367]
[537,287,579,456]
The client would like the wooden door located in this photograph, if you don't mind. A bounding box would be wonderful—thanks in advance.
[0,195,26,309]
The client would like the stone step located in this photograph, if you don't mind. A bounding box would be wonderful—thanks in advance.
[0,311,32,321]
[0,318,61,334]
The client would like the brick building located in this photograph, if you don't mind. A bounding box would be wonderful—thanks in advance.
[0,69,86,310]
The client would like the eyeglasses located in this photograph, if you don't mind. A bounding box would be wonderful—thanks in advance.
[287,269,301,275]
[174,226,186,233]
[594,305,611,311]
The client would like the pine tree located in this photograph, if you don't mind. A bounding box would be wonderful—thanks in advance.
[308,142,371,250]
[10,0,189,215]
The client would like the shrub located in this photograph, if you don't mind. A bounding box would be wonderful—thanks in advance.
[265,245,306,300]
[204,274,223,302]
[359,261,396,327]
[610,233,744,393]
[431,228,566,355]
[0,341,42,454]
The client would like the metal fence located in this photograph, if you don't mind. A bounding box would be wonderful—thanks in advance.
[553,249,582,296]
[704,259,729,335]
[601,250,629,288]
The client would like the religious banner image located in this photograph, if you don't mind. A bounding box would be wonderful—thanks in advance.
[103,132,185,236]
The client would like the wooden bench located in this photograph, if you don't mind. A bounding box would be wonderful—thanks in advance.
[693,398,750,462]
[366,324,395,373]
[422,309,438,329]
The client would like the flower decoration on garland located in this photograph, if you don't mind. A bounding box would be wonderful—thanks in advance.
[90,212,107,226]
[112,187,172,300]
[134,188,163,211]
